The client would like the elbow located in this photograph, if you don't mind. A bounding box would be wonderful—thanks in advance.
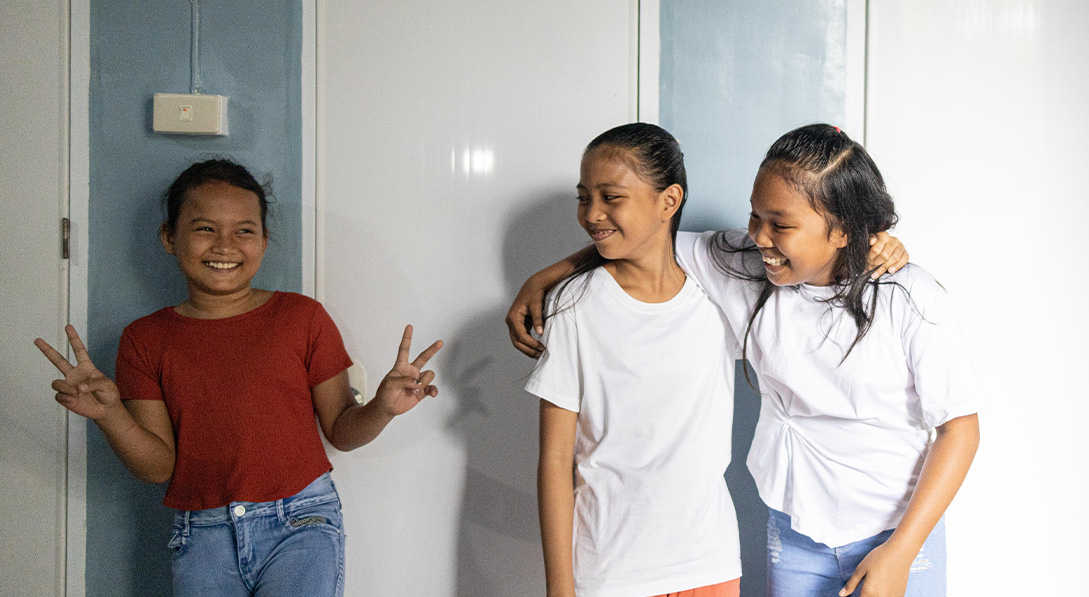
[139,465,174,486]
[938,412,980,454]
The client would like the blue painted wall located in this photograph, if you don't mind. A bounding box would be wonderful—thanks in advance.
[87,1,302,594]
[659,3,849,595]
[662,0,849,231]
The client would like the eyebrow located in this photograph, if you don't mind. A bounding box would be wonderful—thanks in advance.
[576,182,628,191]
[752,209,790,217]
[188,217,261,227]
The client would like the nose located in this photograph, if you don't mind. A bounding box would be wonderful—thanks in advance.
[211,230,236,253]
[748,218,772,248]
[582,198,606,223]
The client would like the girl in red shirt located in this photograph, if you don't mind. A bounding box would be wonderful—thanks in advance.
[35,159,443,596]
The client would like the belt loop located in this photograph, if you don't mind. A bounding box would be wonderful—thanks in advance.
[182,510,191,538]
[277,497,286,523]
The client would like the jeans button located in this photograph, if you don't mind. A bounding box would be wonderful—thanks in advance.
[233,505,246,517]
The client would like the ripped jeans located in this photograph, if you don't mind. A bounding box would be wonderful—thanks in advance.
[169,472,345,597]
[766,509,946,597]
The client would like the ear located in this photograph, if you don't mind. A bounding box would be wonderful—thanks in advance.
[159,223,176,255]
[829,225,849,249]
[659,183,685,221]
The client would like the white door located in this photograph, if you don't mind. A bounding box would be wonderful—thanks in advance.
[0,0,72,595]
[866,0,1089,592]
[318,1,637,594]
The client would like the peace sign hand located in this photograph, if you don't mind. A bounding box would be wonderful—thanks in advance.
[34,325,122,421]
[372,325,444,418]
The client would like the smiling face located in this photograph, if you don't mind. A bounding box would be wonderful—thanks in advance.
[160,180,268,301]
[747,169,847,287]
[576,147,679,264]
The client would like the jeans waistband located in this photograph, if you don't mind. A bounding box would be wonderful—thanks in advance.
[180,472,338,526]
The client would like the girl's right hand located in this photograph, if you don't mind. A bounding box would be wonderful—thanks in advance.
[34,325,121,420]
[505,277,547,358]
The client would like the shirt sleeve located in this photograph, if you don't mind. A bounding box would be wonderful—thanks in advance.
[676,229,758,347]
[115,325,164,401]
[524,285,583,413]
[306,302,354,388]
[675,231,720,289]
[901,269,982,428]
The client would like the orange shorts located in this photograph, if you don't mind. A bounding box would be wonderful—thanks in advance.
[651,578,741,597]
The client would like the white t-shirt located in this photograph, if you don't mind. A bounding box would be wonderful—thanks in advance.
[525,267,743,597]
[675,230,981,547]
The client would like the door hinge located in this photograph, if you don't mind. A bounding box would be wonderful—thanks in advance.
[62,217,70,259]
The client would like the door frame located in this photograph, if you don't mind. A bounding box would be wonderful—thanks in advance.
[68,0,90,594]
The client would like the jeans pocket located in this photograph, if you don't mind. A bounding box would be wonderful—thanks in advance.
[284,500,343,537]
[167,527,188,557]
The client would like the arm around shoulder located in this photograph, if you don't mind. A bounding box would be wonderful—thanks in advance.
[506,246,595,358]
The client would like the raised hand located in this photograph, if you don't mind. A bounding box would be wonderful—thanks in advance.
[372,325,443,417]
[34,325,121,421]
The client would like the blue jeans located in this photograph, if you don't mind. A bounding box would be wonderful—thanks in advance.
[169,472,345,597]
[766,509,946,597]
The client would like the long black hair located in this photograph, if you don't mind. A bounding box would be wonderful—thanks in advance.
[713,123,900,367]
[545,122,689,315]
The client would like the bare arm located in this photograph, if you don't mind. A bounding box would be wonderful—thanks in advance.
[505,247,594,358]
[505,233,908,358]
[538,400,578,597]
[35,325,175,484]
[841,413,980,597]
[313,325,443,452]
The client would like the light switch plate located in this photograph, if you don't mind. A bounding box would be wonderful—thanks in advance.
[153,93,229,136]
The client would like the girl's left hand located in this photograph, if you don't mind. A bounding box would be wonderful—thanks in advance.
[373,325,444,417]
[839,540,914,597]
[867,231,909,278]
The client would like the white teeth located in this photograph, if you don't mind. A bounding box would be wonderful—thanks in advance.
[763,256,787,267]
[205,261,239,269]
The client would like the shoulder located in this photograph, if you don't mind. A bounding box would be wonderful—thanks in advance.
[546,269,600,311]
[122,306,177,338]
[877,263,956,320]
[880,263,947,299]
[264,291,329,320]
[271,291,322,309]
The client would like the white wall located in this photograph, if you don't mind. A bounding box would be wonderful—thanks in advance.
[867,0,1089,593]
[318,2,637,594]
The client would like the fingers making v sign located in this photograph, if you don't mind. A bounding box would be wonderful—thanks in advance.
[372,324,444,417]
[34,325,121,421]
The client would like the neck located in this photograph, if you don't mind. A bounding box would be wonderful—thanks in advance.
[604,243,686,303]
[176,287,273,319]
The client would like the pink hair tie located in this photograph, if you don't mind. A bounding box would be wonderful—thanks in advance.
[833,126,842,133]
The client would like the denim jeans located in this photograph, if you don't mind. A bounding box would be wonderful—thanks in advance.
[766,509,946,597]
[169,472,345,597]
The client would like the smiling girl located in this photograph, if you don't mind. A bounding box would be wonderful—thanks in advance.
[685,125,981,597]
[509,124,974,597]
[35,159,443,596]
[528,124,744,597]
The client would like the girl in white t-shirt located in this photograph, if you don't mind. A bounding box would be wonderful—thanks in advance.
[526,123,744,597]
[510,124,973,597]
[680,124,979,597]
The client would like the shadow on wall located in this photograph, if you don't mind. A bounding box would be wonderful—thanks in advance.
[729,361,767,597]
[446,190,586,596]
